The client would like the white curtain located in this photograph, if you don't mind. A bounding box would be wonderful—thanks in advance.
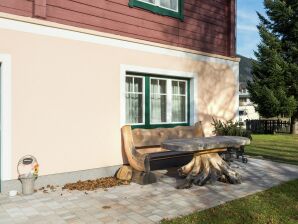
[151,79,167,123]
[172,81,186,122]
[126,77,143,124]
[172,96,186,122]
[151,95,167,123]
[126,94,143,124]
[160,0,178,10]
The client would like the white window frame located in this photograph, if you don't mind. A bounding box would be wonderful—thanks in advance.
[138,0,179,12]
[125,75,145,126]
[120,65,198,128]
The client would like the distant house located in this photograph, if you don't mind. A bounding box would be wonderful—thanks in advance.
[0,0,239,191]
[239,83,260,126]
[237,55,259,126]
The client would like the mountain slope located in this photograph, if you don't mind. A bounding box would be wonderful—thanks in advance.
[237,54,254,84]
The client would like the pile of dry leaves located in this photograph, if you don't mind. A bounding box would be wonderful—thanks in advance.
[62,177,130,191]
[39,185,58,193]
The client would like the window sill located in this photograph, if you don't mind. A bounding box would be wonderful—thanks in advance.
[132,123,189,129]
[128,0,184,21]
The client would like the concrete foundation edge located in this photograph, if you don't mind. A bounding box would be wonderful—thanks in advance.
[1,165,121,193]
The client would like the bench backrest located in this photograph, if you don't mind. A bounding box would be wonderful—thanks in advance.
[132,122,205,148]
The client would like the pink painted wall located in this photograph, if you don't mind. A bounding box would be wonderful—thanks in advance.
[0,16,238,179]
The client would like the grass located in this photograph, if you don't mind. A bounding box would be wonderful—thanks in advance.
[245,134,298,165]
[161,179,298,224]
[161,134,298,224]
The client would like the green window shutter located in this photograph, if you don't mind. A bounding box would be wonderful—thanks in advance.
[129,0,184,21]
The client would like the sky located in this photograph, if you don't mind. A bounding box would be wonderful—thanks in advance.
[237,0,266,58]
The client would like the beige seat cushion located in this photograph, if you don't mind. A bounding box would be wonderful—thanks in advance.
[132,124,204,148]
[136,147,168,155]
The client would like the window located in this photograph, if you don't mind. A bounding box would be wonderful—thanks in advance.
[129,0,184,20]
[139,0,178,11]
[125,75,145,125]
[171,80,187,123]
[239,110,247,116]
[240,98,247,103]
[125,73,189,128]
[150,78,167,123]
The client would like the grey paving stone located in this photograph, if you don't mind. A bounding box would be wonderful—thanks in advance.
[0,159,297,224]
[13,217,29,224]
[148,215,162,222]
[0,218,14,224]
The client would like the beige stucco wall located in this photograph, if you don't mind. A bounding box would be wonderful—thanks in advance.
[0,24,238,179]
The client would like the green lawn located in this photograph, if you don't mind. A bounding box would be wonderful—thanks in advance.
[161,134,298,224]
[246,134,298,165]
[161,179,298,224]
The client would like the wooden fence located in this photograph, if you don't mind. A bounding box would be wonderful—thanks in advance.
[246,119,291,134]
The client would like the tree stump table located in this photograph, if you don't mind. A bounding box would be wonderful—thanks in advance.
[161,136,251,189]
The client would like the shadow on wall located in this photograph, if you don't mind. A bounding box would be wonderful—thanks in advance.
[198,62,237,132]
[176,56,237,136]
[161,0,237,134]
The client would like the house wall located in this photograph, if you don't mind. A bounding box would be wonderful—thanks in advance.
[0,0,236,57]
[239,105,260,125]
[0,14,239,181]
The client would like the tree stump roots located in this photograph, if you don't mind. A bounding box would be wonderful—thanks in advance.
[177,153,241,189]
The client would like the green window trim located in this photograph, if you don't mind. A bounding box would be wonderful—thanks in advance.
[126,73,190,129]
[129,0,184,21]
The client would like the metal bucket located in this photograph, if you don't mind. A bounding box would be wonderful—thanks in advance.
[19,175,36,195]
[17,155,39,195]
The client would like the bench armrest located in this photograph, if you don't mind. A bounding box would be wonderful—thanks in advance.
[121,125,147,172]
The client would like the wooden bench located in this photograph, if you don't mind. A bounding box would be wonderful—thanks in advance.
[121,122,225,184]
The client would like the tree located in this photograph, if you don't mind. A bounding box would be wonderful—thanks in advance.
[247,0,298,134]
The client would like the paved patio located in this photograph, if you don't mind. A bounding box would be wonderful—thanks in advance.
[0,158,298,224]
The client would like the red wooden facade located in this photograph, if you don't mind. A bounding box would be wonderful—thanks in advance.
[0,0,236,57]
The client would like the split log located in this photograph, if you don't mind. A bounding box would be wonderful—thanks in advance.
[176,152,241,189]
[116,165,132,181]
